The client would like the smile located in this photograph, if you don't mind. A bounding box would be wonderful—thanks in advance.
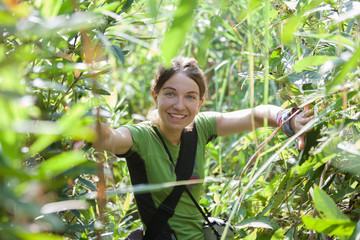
[168,113,187,120]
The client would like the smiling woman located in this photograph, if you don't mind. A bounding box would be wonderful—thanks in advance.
[151,57,206,145]
[92,57,314,240]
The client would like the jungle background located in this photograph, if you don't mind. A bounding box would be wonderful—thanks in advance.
[1,0,359,239]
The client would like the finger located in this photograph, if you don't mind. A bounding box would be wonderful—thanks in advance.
[304,103,311,111]
[297,134,306,150]
[303,109,314,117]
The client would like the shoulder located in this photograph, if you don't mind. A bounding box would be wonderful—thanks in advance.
[194,112,218,142]
[118,121,158,157]
[124,121,156,141]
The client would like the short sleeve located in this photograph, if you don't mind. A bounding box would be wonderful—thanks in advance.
[194,112,217,143]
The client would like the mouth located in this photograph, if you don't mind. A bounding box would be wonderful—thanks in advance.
[168,113,188,121]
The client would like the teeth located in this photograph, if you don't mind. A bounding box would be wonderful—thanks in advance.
[169,113,185,118]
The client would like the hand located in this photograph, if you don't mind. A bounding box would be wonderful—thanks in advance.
[290,105,314,150]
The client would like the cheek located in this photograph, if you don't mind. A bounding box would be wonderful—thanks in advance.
[157,98,172,110]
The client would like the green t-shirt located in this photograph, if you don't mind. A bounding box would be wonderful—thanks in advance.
[123,112,217,240]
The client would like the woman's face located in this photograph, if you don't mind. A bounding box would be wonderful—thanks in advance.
[152,73,204,133]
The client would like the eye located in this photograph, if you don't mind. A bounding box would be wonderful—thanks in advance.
[186,95,196,100]
[165,92,174,97]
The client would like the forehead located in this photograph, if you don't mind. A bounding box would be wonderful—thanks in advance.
[161,73,200,93]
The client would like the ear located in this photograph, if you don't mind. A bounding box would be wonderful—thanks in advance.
[152,90,158,104]
[198,98,204,110]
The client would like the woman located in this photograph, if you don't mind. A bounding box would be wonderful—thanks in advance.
[93,57,313,240]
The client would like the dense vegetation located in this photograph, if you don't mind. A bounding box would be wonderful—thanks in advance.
[1,0,359,239]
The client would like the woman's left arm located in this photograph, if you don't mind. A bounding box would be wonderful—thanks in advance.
[215,104,314,149]
[215,105,282,136]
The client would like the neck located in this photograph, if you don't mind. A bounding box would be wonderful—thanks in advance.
[159,125,182,146]
[161,130,182,146]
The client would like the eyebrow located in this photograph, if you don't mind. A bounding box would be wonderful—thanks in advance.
[162,87,199,95]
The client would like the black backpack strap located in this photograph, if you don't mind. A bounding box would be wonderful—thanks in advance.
[143,124,198,240]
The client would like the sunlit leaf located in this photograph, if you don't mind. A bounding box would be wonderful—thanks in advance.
[16,12,103,37]
[35,0,63,19]
[313,186,349,220]
[282,0,323,43]
[38,151,86,179]
[326,44,360,92]
[236,217,277,230]
[29,134,59,155]
[302,216,356,236]
[293,55,338,72]
[243,230,257,240]
[333,1,360,24]
[161,0,197,66]
[40,200,89,214]
[16,233,63,240]
[271,228,286,240]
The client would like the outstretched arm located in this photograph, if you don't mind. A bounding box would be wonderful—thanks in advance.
[92,122,133,155]
[215,105,282,136]
[214,104,314,149]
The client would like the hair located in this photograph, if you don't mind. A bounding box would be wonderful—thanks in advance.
[152,57,207,99]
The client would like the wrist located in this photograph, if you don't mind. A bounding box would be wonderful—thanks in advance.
[276,107,300,137]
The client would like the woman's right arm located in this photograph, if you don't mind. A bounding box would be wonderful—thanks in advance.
[92,122,133,155]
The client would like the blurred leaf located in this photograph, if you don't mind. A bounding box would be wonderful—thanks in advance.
[40,200,89,214]
[16,12,103,38]
[350,220,360,240]
[287,70,322,91]
[271,228,286,240]
[29,134,59,155]
[333,157,360,176]
[35,0,63,19]
[38,151,86,179]
[302,216,356,236]
[111,45,125,65]
[119,0,134,15]
[243,230,257,240]
[31,78,68,92]
[16,233,63,240]
[282,0,323,43]
[293,55,338,72]
[297,32,355,49]
[236,217,277,230]
[326,44,360,92]
[78,176,97,191]
[161,0,197,66]
[334,1,360,24]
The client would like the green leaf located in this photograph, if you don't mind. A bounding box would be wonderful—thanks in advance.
[29,134,59,155]
[302,216,356,236]
[326,43,360,92]
[282,15,302,43]
[282,0,324,43]
[35,0,63,19]
[111,45,125,65]
[38,151,86,179]
[119,0,134,15]
[293,55,338,72]
[236,217,278,230]
[313,186,349,220]
[271,228,286,240]
[161,0,197,66]
[17,233,63,240]
[243,230,257,240]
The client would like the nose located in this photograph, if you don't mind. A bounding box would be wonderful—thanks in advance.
[173,96,185,110]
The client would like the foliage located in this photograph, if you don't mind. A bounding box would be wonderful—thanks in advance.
[0,0,359,239]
